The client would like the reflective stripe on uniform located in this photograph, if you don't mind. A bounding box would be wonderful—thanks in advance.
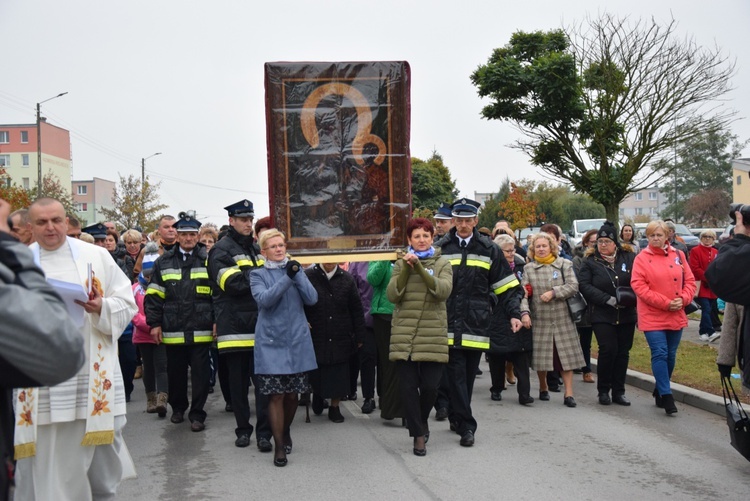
[446,332,489,350]
[146,283,166,298]
[190,267,209,280]
[491,275,520,295]
[160,268,181,281]
[218,266,241,290]
[446,253,491,270]
[162,330,214,344]
[217,333,255,350]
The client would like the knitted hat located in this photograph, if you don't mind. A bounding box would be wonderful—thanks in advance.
[597,221,619,246]
[141,241,160,277]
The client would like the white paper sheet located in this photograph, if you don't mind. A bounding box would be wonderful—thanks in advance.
[46,277,88,328]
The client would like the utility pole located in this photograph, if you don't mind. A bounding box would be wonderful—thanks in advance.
[36,92,68,198]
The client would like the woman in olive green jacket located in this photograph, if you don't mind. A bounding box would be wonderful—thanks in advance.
[387,218,453,456]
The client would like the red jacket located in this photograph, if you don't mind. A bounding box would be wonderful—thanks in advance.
[689,244,718,299]
[631,244,696,331]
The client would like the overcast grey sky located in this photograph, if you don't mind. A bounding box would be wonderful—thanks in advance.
[2,0,748,226]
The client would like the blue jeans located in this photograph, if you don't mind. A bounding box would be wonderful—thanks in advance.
[644,329,683,396]
[695,297,715,335]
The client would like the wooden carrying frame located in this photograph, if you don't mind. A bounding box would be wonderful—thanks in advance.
[264,61,411,257]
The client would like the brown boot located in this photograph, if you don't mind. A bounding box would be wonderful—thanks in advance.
[134,365,143,379]
[156,392,168,418]
[146,392,157,413]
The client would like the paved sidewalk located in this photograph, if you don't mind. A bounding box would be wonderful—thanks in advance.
[592,317,727,417]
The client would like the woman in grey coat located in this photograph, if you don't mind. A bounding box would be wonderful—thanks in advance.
[250,229,318,467]
[520,232,585,408]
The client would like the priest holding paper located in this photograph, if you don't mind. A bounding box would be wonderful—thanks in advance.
[15,197,138,501]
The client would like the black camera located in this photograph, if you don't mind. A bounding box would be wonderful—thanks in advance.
[729,203,750,225]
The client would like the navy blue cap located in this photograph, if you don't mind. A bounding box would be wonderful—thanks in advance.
[224,199,255,218]
[82,223,107,239]
[450,198,481,217]
[434,202,453,220]
[172,215,202,232]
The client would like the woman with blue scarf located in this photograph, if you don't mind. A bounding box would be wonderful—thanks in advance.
[250,229,318,467]
[387,218,453,456]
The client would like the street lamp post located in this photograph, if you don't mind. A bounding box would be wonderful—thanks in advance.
[141,152,162,226]
[36,92,68,197]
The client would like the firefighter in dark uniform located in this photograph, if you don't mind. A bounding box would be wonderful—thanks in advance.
[145,213,213,432]
[207,199,272,451]
[438,199,522,447]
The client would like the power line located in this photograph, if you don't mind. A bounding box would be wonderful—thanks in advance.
[147,169,266,195]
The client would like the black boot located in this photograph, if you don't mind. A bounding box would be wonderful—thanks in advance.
[661,393,678,415]
[652,388,663,408]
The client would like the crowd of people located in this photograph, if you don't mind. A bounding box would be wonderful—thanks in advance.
[1,194,749,500]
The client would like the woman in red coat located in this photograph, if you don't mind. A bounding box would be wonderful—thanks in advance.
[631,220,696,415]
[689,230,721,342]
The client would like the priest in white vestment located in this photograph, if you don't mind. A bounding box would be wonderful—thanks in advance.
[14,198,137,501]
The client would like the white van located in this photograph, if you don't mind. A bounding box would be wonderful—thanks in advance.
[568,219,607,246]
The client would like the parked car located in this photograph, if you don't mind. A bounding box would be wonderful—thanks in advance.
[635,222,699,251]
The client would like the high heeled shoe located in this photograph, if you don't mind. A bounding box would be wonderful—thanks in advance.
[413,437,426,457]
[273,456,288,467]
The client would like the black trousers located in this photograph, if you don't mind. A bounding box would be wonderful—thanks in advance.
[217,351,231,406]
[592,322,635,396]
[117,335,137,401]
[373,314,403,418]
[348,350,360,397]
[433,367,450,411]
[166,343,210,423]
[577,325,593,373]
[447,348,481,435]
[396,361,444,438]
[222,351,271,440]
[359,327,377,399]
[488,351,531,398]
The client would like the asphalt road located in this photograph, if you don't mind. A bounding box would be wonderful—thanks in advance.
[117,355,750,501]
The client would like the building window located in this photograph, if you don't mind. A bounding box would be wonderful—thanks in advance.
[634,193,643,201]
[738,175,743,185]
[649,191,657,200]
[636,208,643,215]
[75,202,88,212]
[20,131,29,143]
[22,178,29,190]
[650,207,657,214]
[22,154,29,166]
[77,185,87,195]
[0,131,8,144]
[0,155,9,166]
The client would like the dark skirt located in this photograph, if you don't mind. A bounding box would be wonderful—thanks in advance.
[310,361,349,398]
[257,372,311,396]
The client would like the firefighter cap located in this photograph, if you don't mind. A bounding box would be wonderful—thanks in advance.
[224,199,255,218]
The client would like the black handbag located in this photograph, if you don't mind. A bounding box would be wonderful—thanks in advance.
[615,286,637,308]
[722,375,750,462]
[561,263,587,323]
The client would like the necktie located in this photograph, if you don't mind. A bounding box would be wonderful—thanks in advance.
[460,240,467,249]
[183,252,191,261]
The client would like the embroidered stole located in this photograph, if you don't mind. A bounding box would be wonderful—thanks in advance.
[15,242,116,459]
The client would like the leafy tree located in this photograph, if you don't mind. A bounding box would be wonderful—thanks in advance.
[29,172,76,215]
[411,151,459,215]
[98,174,168,232]
[476,177,511,228]
[660,127,745,221]
[470,14,736,224]
[499,183,541,232]
[683,189,732,227]
[0,168,32,211]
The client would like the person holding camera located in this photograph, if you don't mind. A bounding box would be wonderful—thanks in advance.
[706,205,750,393]
[250,229,318,467]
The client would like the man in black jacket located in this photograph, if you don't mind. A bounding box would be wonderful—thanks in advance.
[707,207,750,392]
[207,199,272,450]
[438,199,522,447]
[146,214,213,432]
[0,198,84,501]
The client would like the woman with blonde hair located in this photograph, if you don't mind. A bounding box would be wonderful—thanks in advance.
[520,232,585,407]
[250,229,318,466]
[631,220,696,415]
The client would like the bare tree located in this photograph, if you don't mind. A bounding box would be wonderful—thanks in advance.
[98,174,168,232]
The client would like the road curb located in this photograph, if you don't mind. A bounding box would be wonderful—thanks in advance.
[590,359,726,417]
